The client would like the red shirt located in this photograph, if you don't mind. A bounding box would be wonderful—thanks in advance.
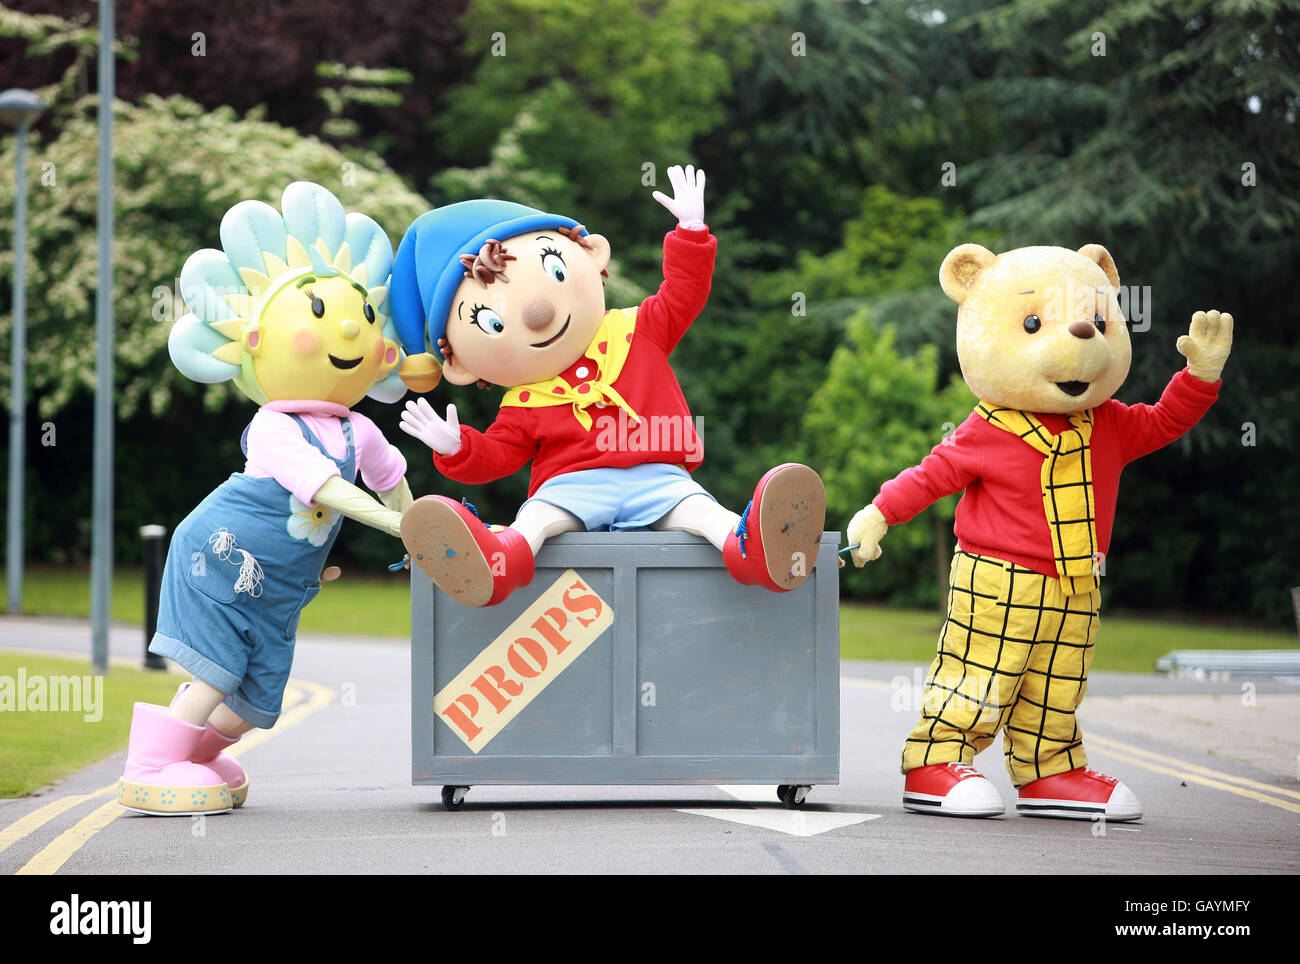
[434,225,716,496]
[873,368,1221,577]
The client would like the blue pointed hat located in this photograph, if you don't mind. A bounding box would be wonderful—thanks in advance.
[389,200,585,360]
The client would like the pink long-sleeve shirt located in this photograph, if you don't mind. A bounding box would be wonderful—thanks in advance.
[243,399,407,506]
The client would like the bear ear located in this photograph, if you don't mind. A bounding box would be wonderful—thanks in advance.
[939,244,997,304]
[1077,243,1120,289]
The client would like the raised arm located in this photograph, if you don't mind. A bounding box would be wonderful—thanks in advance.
[639,164,717,355]
[1114,309,1231,463]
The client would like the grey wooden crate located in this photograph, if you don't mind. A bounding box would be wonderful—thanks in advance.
[410,531,840,790]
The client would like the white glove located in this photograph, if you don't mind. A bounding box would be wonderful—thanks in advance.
[399,398,462,456]
[846,504,888,568]
[652,164,706,230]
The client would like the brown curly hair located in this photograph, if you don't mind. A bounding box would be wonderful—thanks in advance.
[459,224,609,287]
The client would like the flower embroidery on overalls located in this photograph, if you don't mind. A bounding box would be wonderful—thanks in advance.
[287,496,341,547]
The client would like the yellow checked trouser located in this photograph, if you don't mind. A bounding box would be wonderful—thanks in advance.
[902,550,1101,787]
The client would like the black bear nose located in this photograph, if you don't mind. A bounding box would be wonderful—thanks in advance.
[1068,320,1096,339]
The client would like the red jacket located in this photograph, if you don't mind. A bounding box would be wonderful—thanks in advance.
[873,368,1221,577]
[434,225,716,496]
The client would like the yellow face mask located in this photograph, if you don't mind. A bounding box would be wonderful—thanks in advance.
[240,273,401,407]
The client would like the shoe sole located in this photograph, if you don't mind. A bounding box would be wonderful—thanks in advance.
[116,779,233,815]
[903,793,1004,818]
[757,465,826,591]
[119,805,234,816]
[229,777,249,808]
[1017,800,1142,822]
[401,498,494,607]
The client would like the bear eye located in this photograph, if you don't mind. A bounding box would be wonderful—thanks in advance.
[1094,313,1106,334]
[363,302,376,325]
[1023,315,1041,333]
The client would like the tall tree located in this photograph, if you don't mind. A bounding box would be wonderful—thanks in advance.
[0,0,469,186]
[931,0,1300,622]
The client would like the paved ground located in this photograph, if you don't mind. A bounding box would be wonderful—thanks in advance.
[2,616,1297,874]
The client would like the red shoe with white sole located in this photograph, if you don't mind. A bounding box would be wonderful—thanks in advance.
[400,496,535,607]
[1017,767,1142,822]
[903,762,1005,818]
[722,463,825,592]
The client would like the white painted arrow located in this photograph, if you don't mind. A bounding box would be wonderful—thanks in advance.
[675,785,881,837]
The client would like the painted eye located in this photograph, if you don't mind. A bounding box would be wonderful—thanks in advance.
[1023,314,1041,333]
[541,250,567,283]
[363,302,376,324]
[1094,313,1107,334]
[470,305,505,335]
[311,296,325,319]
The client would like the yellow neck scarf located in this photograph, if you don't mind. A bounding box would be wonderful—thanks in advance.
[501,307,642,431]
[975,402,1099,595]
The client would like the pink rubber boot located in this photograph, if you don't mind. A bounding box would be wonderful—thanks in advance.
[117,703,232,815]
[192,724,250,808]
[171,682,250,807]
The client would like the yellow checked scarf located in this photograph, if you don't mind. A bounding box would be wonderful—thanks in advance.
[500,307,642,431]
[975,402,1099,595]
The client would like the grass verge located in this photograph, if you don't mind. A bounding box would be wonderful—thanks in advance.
[8,566,1296,672]
[840,602,1296,673]
[0,650,181,798]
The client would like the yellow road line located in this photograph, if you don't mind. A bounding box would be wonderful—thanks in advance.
[841,675,1300,815]
[5,677,333,875]
[1086,733,1300,803]
[0,685,312,857]
[1094,744,1300,815]
[16,799,125,875]
[227,680,333,758]
[0,786,114,857]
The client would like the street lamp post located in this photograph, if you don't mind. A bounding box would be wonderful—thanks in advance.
[0,88,46,616]
[91,0,115,673]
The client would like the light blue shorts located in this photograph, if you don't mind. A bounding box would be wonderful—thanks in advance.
[521,463,715,531]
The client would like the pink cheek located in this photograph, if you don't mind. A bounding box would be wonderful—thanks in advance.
[292,329,319,356]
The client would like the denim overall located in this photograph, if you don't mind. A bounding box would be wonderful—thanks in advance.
[149,416,355,727]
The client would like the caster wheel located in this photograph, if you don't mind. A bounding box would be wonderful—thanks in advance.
[441,785,469,811]
[780,785,810,810]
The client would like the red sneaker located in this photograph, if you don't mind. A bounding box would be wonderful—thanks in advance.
[722,463,825,592]
[1017,767,1142,822]
[903,762,1005,818]
[400,496,535,607]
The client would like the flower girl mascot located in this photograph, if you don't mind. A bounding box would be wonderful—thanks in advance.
[117,182,425,815]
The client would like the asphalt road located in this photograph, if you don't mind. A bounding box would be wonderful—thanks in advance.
[2,617,1297,874]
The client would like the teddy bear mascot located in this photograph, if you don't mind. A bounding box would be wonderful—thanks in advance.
[846,242,1233,821]
[117,182,425,815]
[387,165,826,607]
